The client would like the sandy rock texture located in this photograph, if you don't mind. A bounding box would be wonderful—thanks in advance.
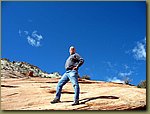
[1,71,146,110]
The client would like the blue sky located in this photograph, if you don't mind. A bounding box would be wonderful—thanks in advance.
[2,1,146,85]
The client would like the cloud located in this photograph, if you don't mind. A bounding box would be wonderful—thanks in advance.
[132,37,146,60]
[19,30,29,37]
[107,70,133,84]
[106,61,113,68]
[107,77,125,84]
[124,64,129,70]
[27,36,35,46]
[19,29,43,47]
[19,29,22,36]
[27,36,41,47]
[24,31,29,35]
[105,62,133,84]
[118,71,133,77]
[118,71,133,84]
[32,31,43,40]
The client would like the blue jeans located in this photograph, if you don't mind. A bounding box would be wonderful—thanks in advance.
[55,70,80,101]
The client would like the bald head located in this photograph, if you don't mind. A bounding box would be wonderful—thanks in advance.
[69,46,76,55]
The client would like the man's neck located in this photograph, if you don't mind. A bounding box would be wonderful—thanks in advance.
[70,52,75,55]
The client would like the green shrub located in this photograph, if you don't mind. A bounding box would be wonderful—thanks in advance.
[81,75,91,80]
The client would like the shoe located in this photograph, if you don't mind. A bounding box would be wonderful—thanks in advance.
[50,98,61,104]
[71,100,79,106]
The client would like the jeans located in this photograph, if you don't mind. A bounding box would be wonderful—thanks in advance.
[55,70,80,101]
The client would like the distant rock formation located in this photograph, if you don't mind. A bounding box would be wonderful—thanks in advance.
[1,58,61,78]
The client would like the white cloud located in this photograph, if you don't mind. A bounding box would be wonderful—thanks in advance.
[24,31,29,35]
[27,36,36,47]
[107,77,125,84]
[103,61,116,68]
[104,62,134,84]
[19,29,43,47]
[32,31,43,40]
[27,36,41,47]
[118,71,133,77]
[107,70,133,84]
[19,29,21,36]
[132,38,146,60]
[107,61,113,68]
[124,64,129,69]
[19,30,28,37]
[36,41,41,47]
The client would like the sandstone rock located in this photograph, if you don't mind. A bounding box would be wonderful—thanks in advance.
[1,70,146,110]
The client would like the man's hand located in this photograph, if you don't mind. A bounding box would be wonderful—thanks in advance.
[73,66,78,70]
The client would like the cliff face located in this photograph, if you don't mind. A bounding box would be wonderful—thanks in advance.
[1,70,146,110]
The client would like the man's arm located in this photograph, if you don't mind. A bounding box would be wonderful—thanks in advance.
[73,53,84,70]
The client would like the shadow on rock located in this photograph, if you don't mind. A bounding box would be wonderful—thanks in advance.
[79,96,119,104]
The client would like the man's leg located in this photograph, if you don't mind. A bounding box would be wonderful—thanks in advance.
[51,72,69,103]
[68,70,80,105]
[56,72,69,99]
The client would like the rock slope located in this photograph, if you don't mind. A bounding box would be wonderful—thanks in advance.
[1,70,146,110]
[1,58,61,78]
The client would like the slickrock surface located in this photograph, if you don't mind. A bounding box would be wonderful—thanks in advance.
[1,71,146,110]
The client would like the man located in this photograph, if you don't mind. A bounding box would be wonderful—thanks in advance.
[51,46,84,106]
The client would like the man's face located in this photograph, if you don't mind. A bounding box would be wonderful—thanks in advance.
[69,48,75,55]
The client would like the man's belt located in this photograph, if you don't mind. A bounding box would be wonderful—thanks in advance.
[66,68,73,71]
